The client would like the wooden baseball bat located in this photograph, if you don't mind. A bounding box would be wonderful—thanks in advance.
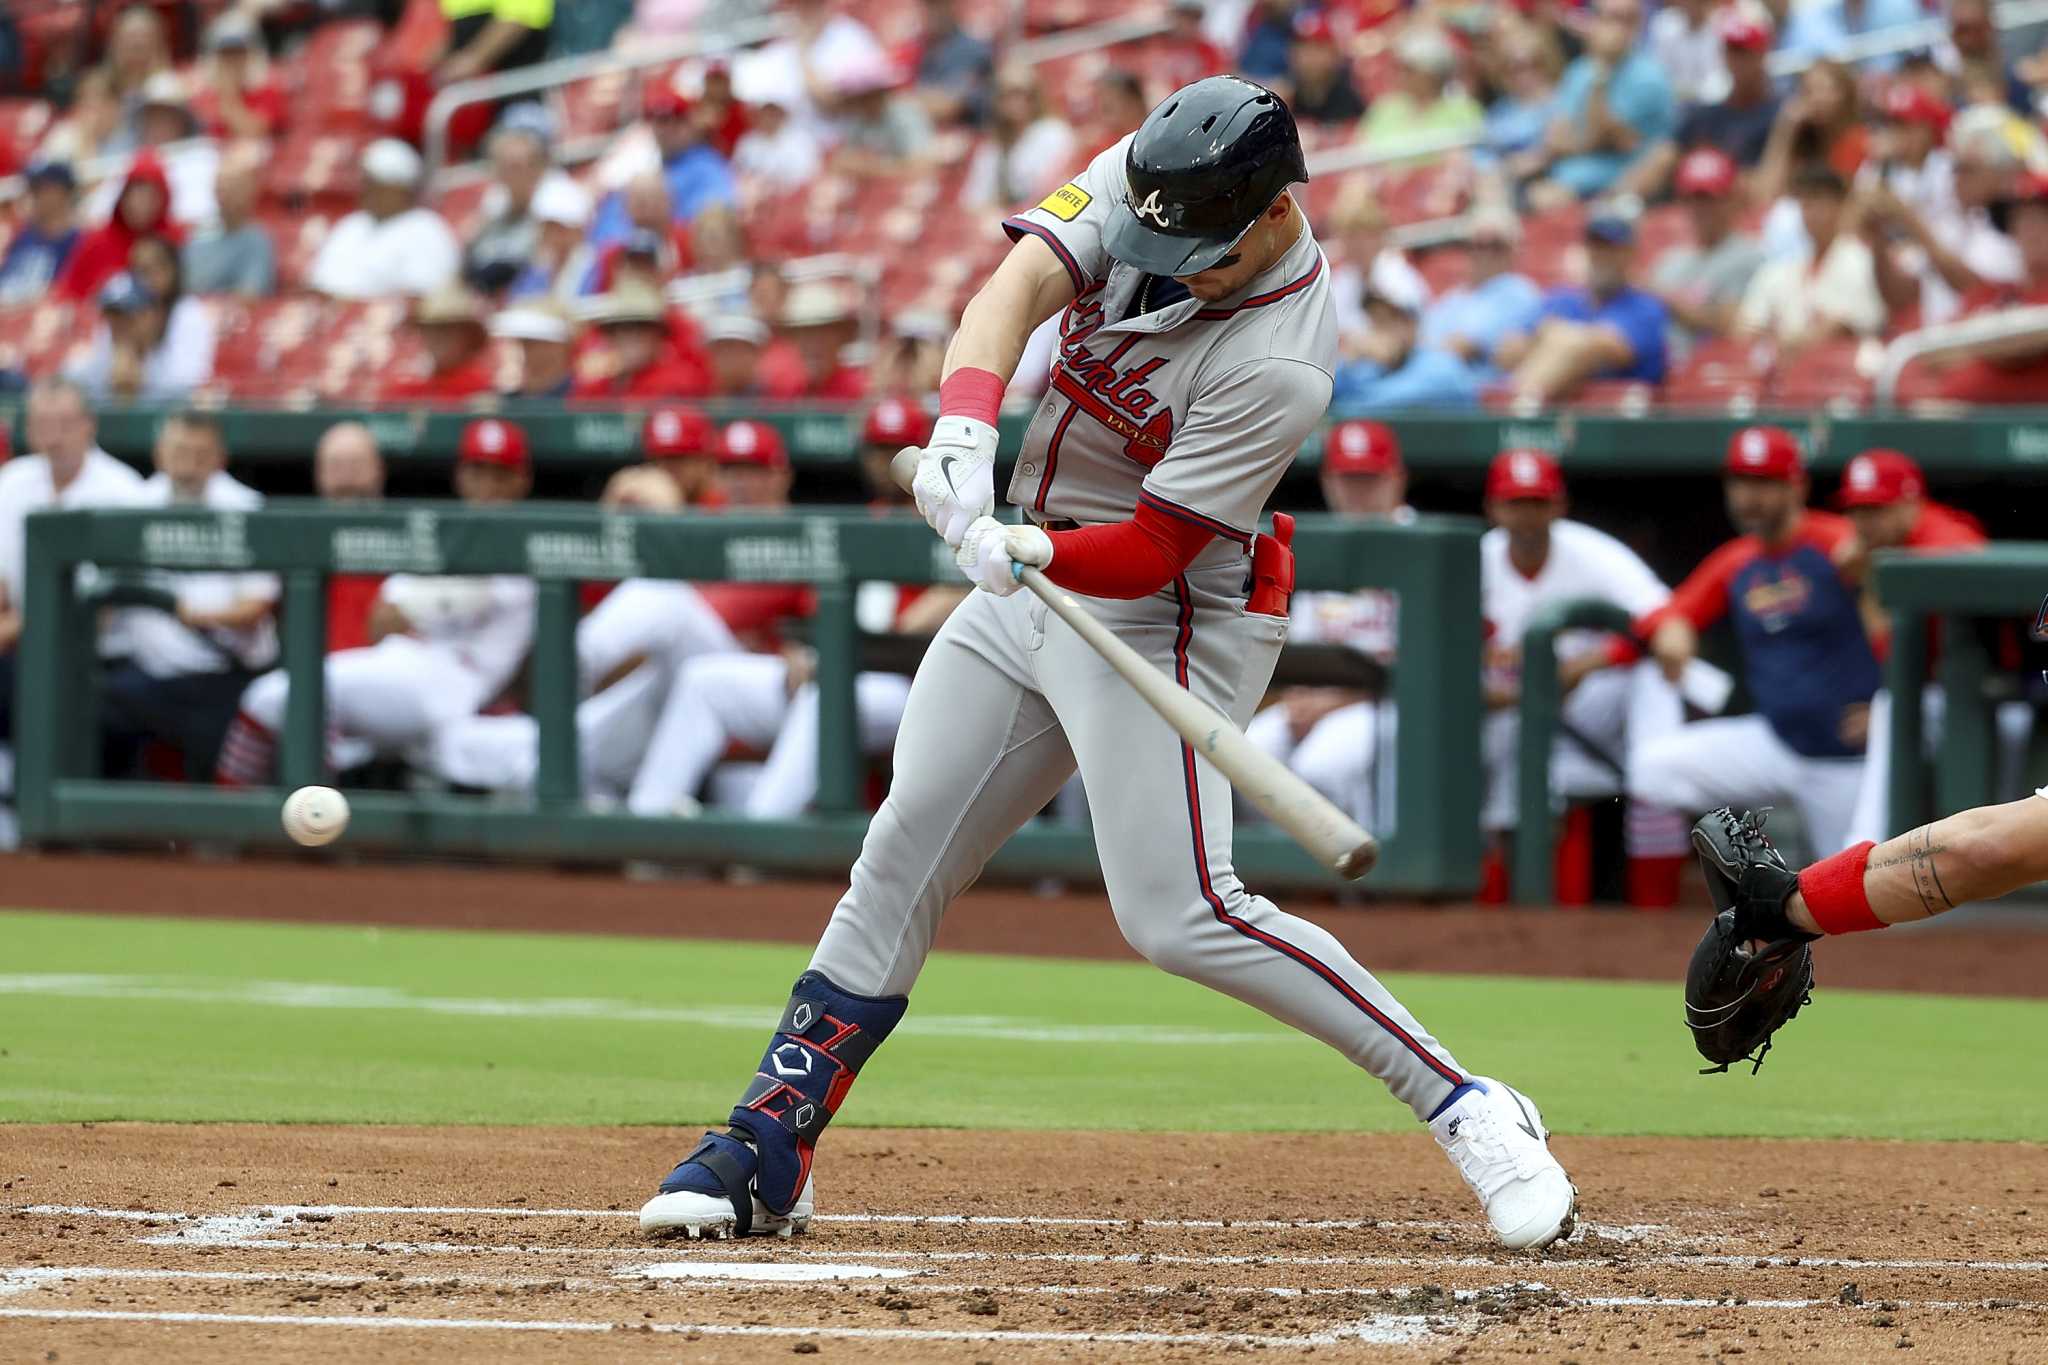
[891,446,1378,879]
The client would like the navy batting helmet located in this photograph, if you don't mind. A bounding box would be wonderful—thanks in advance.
[1102,76,1309,277]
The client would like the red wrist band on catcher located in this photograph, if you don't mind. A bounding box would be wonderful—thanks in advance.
[939,368,1005,427]
[1797,840,1883,934]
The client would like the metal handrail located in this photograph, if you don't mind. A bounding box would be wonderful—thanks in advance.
[1765,0,2048,77]
[1012,12,1174,67]
[664,250,884,352]
[1873,304,2048,406]
[1305,128,1485,179]
[421,17,782,187]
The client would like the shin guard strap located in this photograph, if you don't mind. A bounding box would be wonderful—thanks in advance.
[1798,840,1883,934]
[684,1132,754,1236]
[730,971,908,1214]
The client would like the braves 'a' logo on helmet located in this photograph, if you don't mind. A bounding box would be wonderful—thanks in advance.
[1130,188,1172,228]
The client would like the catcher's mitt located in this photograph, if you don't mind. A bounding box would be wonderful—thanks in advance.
[1684,808,1819,1075]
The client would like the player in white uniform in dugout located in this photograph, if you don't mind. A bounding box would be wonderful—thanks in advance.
[216,419,536,786]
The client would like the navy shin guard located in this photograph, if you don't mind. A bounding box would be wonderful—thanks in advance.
[727,971,906,1214]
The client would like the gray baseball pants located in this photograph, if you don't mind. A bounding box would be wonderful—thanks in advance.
[809,563,1467,1120]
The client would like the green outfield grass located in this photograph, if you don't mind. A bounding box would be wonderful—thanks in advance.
[0,908,2035,1140]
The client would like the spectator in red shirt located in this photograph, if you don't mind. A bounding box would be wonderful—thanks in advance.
[54,152,180,302]
[1159,0,1229,91]
[1081,70,1151,161]
[697,60,751,157]
[190,13,288,141]
[642,403,726,507]
[760,280,865,400]
[701,314,771,398]
[570,282,712,400]
[1933,171,2048,402]
[381,285,497,403]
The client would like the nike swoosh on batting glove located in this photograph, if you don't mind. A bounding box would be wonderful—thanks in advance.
[955,516,1052,597]
[911,415,998,548]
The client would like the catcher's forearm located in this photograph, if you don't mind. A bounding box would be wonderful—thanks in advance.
[1787,796,2048,932]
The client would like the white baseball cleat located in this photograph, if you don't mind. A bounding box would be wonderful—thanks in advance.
[1429,1076,1578,1250]
[638,1175,815,1240]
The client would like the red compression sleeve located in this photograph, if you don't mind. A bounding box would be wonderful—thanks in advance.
[1797,840,1884,934]
[1041,503,1214,600]
[939,367,1005,426]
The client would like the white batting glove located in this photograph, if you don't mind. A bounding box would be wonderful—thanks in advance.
[955,516,1052,597]
[911,415,998,548]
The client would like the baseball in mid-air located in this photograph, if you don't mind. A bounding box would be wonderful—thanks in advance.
[282,785,350,847]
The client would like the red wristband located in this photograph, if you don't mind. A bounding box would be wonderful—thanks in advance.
[939,367,1005,427]
[1796,840,1883,934]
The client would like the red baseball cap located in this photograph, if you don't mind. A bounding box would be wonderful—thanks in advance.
[1725,425,1804,480]
[643,81,693,120]
[1323,420,1402,476]
[718,419,789,469]
[862,396,932,449]
[1880,82,1952,135]
[1675,146,1738,197]
[1836,448,1926,508]
[642,405,716,460]
[1486,448,1565,501]
[1716,10,1773,51]
[458,418,529,470]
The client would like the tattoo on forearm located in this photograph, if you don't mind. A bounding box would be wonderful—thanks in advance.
[1871,825,1955,916]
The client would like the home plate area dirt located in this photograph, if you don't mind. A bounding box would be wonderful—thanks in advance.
[3,1126,2045,1364]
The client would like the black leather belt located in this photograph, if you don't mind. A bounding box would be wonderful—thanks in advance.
[1029,516,1082,532]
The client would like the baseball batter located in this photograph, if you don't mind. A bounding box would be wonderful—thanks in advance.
[216,419,537,785]
[638,78,1577,1251]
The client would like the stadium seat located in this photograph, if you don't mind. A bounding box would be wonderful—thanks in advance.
[1768,338,1874,410]
[1662,337,1772,412]
[264,130,373,212]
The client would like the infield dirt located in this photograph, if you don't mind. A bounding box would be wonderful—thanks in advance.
[4,1123,2046,1363]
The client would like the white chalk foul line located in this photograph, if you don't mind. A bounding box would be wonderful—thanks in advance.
[0,1305,1434,1348]
[0,973,1298,1047]
[10,1265,2045,1317]
[20,1203,1670,1240]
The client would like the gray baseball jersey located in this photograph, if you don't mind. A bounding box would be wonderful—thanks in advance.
[793,139,1469,1137]
[1000,135,1337,570]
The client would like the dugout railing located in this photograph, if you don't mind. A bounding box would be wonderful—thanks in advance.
[16,506,1483,895]
[21,404,2048,479]
[1874,546,2048,836]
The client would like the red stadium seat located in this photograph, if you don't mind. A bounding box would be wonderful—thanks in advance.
[1768,338,1874,409]
[1662,337,1773,412]
[263,130,373,211]
[1566,379,1657,413]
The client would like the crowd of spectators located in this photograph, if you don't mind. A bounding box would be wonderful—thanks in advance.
[0,0,2047,414]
